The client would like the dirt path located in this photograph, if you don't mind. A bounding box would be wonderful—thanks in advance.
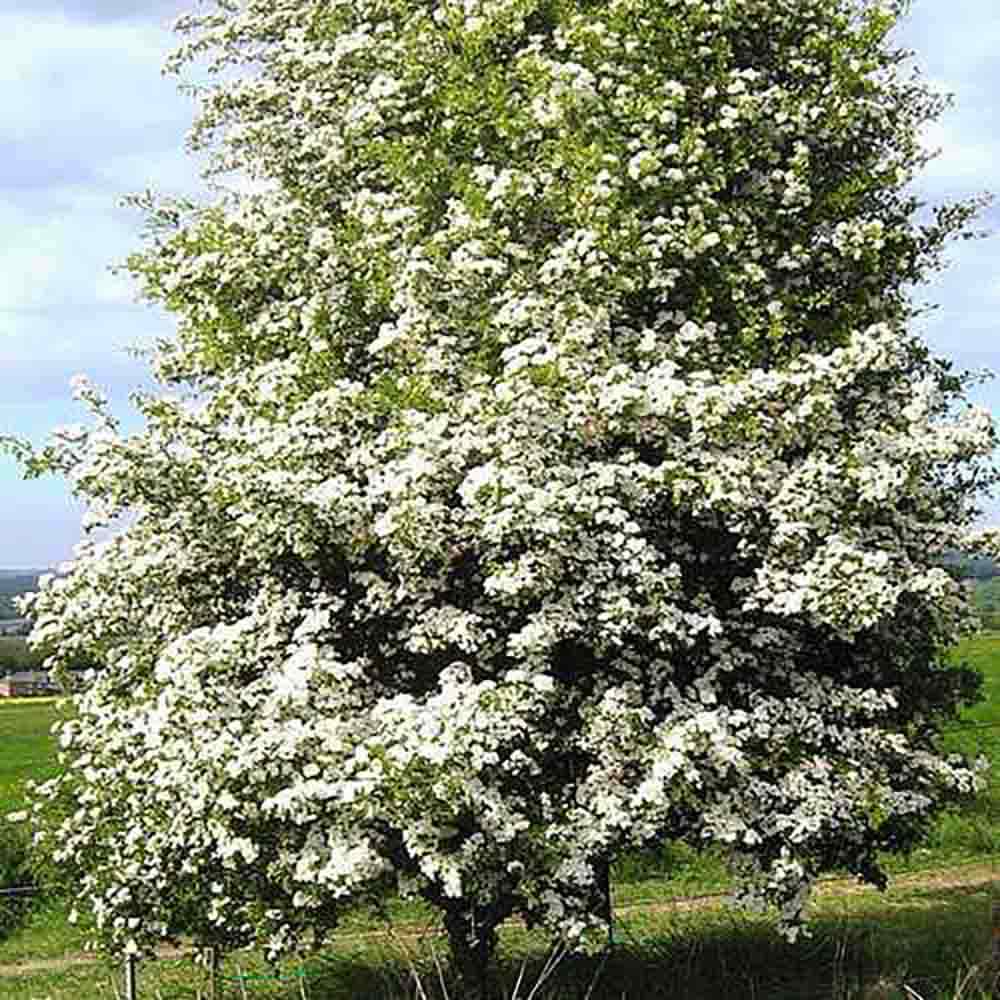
[0,947,186,978]
[615,860,999,916]
[0,862,994,978]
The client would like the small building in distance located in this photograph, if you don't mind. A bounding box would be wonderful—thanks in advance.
[0,670,58,698]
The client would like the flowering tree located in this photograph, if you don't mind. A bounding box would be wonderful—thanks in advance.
[10,0,997,992]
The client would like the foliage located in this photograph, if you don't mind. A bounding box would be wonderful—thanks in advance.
[0,573,40,622]
[4,0,997,993]
[0,825,39,943]
[0,639,46,676]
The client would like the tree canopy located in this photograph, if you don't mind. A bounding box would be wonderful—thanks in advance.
[10,0,997,992]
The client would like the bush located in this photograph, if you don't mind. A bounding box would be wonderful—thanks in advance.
[0,639,46,675]
[0,825,37,939]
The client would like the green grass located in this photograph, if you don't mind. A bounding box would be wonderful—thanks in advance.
[0,698,60,816]
[945,632,1000,731]
[892,632,1000,871]
[0,876,995,998]
[0,698,63,954]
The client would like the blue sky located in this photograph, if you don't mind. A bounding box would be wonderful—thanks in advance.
[1,1,998,569]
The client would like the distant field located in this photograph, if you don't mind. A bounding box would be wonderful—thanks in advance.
[0,699,61,965]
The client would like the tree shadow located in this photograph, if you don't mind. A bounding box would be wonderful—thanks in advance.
[291,882,998,1000]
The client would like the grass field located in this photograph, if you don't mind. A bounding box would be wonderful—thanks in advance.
[0,698,59,817]
[922,634,1000,868]
[0,637,996,999]
[0,871,994,999]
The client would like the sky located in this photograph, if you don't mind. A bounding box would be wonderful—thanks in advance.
[1,2,999,569]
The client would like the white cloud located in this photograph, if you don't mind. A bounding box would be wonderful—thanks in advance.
[2,0,185,24]
[0,189,110,312]
[0,8,204,372]
[897,3,1000,202]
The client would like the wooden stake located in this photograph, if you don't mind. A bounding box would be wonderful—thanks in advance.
[123,955,138,1000]
[991,897,999,966]
[207,946,220,1000]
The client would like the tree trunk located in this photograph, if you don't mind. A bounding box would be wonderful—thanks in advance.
[442,906,502,1000]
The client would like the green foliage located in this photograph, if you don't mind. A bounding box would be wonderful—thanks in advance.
[0,639,45,676]
[0,827,35,940]
[0,573,38,621]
